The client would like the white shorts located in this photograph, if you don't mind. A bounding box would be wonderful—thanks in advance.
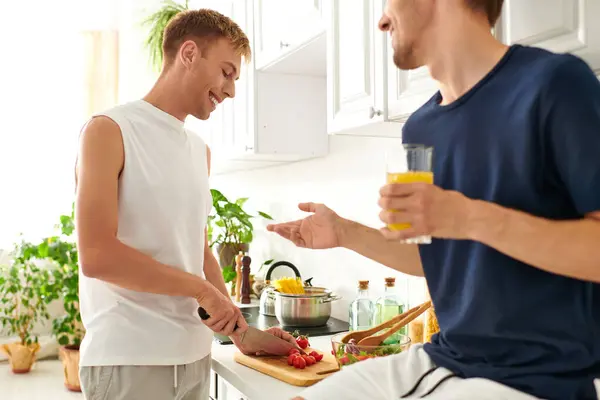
[298,344,600,400]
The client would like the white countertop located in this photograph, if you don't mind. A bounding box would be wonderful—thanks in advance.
[211,334,335,400]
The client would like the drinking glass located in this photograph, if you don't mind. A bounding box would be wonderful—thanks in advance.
[385,143,434,244]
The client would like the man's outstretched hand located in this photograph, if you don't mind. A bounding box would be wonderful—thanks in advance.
[232,327,297,356]
[266,203,345,249]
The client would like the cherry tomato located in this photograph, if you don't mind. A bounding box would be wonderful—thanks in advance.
[296,337,309,349]
[293,356,306,369]
[287,354,299,366]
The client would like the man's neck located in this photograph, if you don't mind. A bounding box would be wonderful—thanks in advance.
[425,16,509,106]
[143,74,189,122]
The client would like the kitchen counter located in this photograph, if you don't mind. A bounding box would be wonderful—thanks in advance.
[211,334,336,400]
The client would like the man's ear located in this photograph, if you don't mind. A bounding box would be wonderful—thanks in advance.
[179,40,198,69]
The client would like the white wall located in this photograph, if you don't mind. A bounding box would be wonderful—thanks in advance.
[211,134,428,322]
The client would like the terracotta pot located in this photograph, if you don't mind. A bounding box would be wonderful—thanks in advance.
[59,345,81,392]
[1,342,41,374]
[216,243,249,269]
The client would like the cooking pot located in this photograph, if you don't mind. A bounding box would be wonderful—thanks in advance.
[259,261,301,316]
[274,287,342,327]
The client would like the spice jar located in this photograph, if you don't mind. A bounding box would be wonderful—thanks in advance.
[408,316,424,344]
[423,306,439,342]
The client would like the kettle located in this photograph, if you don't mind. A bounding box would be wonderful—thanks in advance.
[259,261,301,316]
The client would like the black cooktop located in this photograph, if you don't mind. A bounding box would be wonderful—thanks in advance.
[214,306,349,345]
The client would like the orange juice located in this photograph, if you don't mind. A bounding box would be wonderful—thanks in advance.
[386,171,434,231]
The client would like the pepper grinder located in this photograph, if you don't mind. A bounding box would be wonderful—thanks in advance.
[234,252,243,303]
[241,254,252,304]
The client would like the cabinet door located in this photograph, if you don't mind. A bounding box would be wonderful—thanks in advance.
[386,64,438,123]
[497,0,600,71]
[216,376,249,400]
[254,0,323,68]
[327,0,386,133]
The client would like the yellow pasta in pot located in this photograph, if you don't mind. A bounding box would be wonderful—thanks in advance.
[272,277,305,294]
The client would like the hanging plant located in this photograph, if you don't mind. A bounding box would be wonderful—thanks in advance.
[141,0,189,72]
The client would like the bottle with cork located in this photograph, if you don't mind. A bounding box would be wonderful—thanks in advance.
[374,277,406,344]
[349,280,375,331]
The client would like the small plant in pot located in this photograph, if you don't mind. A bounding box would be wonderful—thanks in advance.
[45,207,83,392]
[208,189,273,274]
[19,205,84,391]
[0,241,54,374]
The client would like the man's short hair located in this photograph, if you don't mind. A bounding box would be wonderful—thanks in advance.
[162,8,251,66]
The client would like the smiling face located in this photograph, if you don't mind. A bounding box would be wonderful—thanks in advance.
[178,38,242,120]
[378,0,435,70]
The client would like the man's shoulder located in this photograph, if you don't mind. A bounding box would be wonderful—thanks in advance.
[510,46,596,95]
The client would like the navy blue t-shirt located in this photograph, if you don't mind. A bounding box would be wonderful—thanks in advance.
[403,45,600,400]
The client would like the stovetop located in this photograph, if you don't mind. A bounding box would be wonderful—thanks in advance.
[213,306,349,345]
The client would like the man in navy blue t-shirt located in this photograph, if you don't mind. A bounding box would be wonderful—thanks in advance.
[269,0,600,399]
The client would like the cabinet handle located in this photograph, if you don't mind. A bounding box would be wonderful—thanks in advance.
[280,41,290,48]
[369,106,382,119]
[245,146,254,151]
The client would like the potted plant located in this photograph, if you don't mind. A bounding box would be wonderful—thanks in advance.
[142,0,189,72]
[18,205,83,391]
[208,189,273,273]
[0,240,54,374]
[44,207,83,392]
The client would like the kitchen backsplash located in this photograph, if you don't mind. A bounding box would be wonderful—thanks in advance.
[211,134,428,322]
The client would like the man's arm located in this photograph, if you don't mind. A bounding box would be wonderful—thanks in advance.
[339,219,424,277]
[468,206,600,283]
[267,202,424,277]
[76,117,245,334]
[202,145,230,298]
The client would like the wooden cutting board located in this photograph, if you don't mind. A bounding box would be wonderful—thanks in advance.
[233,348,339,387]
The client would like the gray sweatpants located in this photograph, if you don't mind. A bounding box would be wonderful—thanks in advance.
[79,356,211,400]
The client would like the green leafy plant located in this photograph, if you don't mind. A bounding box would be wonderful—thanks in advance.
[221,266,237,284]
[141,0,189,72]
[17,205,83,347]
[0,241,54,346]
[208,189,273,251]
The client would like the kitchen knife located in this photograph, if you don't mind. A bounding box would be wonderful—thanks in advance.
[197,307,304,356]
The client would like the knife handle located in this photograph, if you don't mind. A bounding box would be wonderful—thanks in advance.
[197,307,239,330]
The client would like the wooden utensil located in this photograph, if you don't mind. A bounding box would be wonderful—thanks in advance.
[357,301,431,346]
[234,252,243,303]
[339,301,431,344]
[234,349,339,387]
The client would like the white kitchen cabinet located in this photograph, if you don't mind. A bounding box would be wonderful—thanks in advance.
[326,0,386,133]
[325,0,436,134]
[188,0,328,174]
[253,0,324,69]
[496,0,600,72]
[216,375,249,400]
[385,64,438,124]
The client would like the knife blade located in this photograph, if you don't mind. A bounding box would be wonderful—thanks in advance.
[197,307,304,356]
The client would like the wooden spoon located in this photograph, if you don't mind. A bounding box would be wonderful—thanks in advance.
[357,301,431,347]
[340,301,431,344]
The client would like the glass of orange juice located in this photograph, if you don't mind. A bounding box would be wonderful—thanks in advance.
[385,143,433,244]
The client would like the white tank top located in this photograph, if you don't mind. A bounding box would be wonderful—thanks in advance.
[79,100,214,367]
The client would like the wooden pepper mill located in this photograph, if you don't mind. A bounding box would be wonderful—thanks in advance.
[234,252,243,303]
[241,254,252,304]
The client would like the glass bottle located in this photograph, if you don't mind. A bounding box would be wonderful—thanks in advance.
[375,277,406,343]
[349,280,374,331]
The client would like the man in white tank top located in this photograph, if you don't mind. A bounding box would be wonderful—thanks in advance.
[75,9,295,400]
